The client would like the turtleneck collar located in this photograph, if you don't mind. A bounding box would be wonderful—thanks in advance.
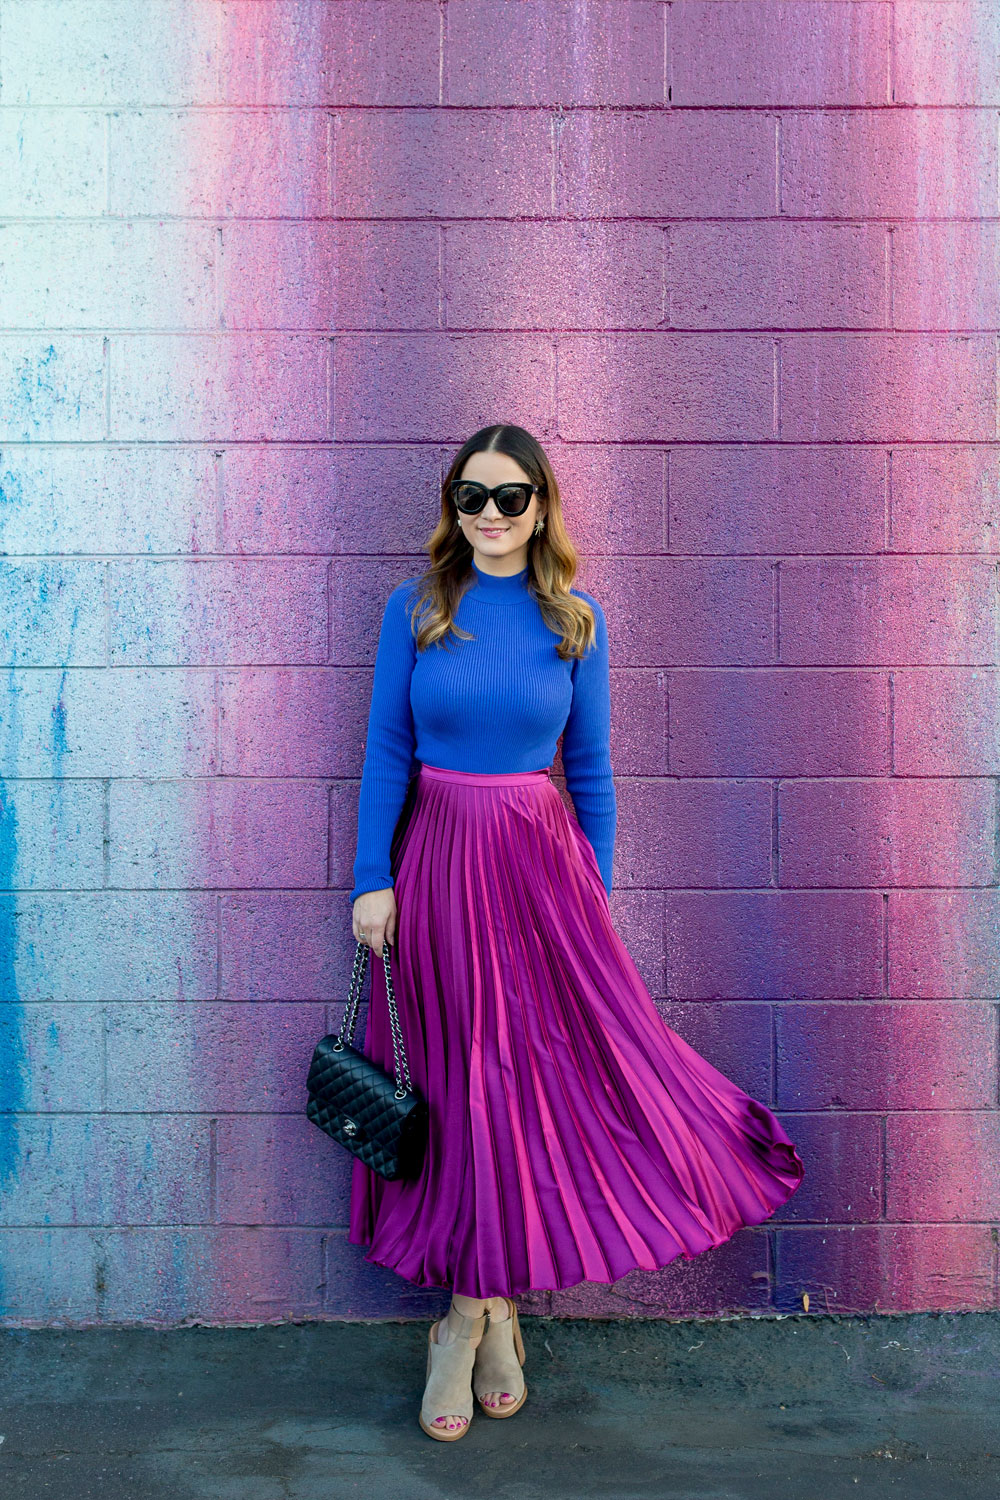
[469,556,531,604]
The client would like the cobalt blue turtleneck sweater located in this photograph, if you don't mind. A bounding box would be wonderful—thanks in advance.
[350,558,617,902]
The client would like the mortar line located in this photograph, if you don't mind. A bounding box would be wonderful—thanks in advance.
[209,1116,218,1222]
[213,448,225,552]
[438,223,447,329]
[215,891,222,999]
[102,777,111,888]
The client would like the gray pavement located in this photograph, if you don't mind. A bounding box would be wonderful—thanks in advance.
[1,1311,997,1500]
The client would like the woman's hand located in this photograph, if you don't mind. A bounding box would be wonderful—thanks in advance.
[352,888,397,957]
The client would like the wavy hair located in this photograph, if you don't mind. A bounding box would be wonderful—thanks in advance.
[404,424,598,660]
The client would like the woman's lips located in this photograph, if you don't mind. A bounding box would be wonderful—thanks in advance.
[480,527,507,536]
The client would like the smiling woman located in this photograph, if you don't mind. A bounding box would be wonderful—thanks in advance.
[344,424,804,1440]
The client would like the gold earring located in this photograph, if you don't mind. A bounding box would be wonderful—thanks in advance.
[533,517,545,535]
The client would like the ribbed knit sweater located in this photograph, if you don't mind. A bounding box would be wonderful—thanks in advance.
[350,557,617,902]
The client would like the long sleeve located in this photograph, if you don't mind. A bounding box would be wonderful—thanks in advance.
[349,582,419,902]
[560,595,617,895]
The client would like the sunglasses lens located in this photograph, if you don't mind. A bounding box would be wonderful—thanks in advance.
[495,485,532,515]
[452,482,486,513]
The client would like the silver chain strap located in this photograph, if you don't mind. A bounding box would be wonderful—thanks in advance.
[332,939,414,1101]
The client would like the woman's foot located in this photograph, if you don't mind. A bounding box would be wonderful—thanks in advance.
[477,1297,520,1411]
[420,1300,487,1438]
[473,1296,528,1417]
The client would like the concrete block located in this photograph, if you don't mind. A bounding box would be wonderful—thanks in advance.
[780,557,999,665]
[221,222,439,330]
[0,1004,104,1111]
[892,222,1000,330]
[893,1,999,106]
[1,892,218,1003]
[761,1112,881,1225]
[0,1115,211,1226]
[109,110,329,216]
[0,561,107,667]
[0,668,217,779]
[669,669,890,776]
[446,0,664,105]
[1,0,219,105]
[0,110,104,214]
[887,1112,1000,1220]
[332,109,553,217]
[777,1001,997,1110]
[671,1,889,106]
[216,1114,351,1227]
[110,335,329,442]
[780,334,996,443]
[889,890,1000,998]
[220,893,347,999]
[0,222,217,330]
[662,890,883,999]
[669,222,888,329]
[0,780,104,890]
[332,334,554,441]
[94,1226,326,1322]
[110,779,328,888]
[109,559,328,666]
[890,445,1000,553]
[781,109,998,217]
[0,446,217,555]
[669,446,886,555]
[779,778,998,888]
[588,556,772,665]
[220,445,441,555]
[0,338,105,443]
[558,112,774,217]
[549,1230,771,1316]
[557,335,773,442]
[446,221,665,330]
[615,778,772,890]
[221,0,441,105]
[893,669,1000,776]
[776,1224,995,1314]
[657,999,773,1101]
[0,1229,98,1323]
[219,667,368,777]
[104,1002,326,1111]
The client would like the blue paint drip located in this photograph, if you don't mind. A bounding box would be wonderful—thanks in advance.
[0,659,27,1316]
[0,781,25,1183]
[0,462,25,550]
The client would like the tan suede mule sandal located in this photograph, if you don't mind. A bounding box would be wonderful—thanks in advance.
[418,1306,488,1441]
[472,1297,528,1418]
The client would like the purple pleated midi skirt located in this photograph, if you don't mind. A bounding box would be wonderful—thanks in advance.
[348,761,805,1299]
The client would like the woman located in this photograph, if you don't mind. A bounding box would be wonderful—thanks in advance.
[348,424,805,1441]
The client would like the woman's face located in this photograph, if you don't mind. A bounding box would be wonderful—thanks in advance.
[454,451,545,572]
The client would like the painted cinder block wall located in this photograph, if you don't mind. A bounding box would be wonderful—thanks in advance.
[1,0,998,1327]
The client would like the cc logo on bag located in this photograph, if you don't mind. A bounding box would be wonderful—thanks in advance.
[342,1119,358,1137]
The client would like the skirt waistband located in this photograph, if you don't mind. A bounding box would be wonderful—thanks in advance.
[418,761,551,787]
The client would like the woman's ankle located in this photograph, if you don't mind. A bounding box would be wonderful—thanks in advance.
[437,1297,487,1345]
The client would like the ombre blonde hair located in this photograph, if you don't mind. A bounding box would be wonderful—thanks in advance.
[404,424,599,661]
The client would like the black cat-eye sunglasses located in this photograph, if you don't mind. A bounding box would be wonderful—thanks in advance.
[448,480,544,518]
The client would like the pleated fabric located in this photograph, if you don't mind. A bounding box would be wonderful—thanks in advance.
[347,762,805,1299]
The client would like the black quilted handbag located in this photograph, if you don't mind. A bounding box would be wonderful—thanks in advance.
[306,938,428,1181]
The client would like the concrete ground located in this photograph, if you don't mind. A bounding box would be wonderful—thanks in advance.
[1,1311,997,1500]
